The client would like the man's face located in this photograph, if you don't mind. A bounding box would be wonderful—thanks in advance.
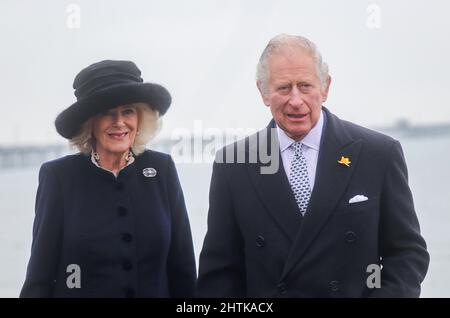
[258,48,331,141]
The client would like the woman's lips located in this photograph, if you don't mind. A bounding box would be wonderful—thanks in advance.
[108,132,129,140]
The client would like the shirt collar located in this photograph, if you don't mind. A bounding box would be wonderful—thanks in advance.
[277,109,324,152]
[90,150,135,170]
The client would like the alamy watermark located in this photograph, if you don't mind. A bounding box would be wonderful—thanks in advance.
[366,3,382,29]
[66,264,81,289]
[366,264,381,289]
[66,4,81,29]
[167,121,280,174]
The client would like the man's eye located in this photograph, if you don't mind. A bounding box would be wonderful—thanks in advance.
[299,84,312,92]
[278,86,290,92]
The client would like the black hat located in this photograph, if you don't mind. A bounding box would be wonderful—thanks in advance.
[55,60,171,139]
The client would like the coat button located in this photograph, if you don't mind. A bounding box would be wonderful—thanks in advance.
[122,233,133,243]
[122,260,133,271]
[345,231,356,243]
[123,287,135,298]
[330,280,339,292]
[118,206,127,217]
[277,282,287,295]
[116,182,125,191]
[256,235,265,247]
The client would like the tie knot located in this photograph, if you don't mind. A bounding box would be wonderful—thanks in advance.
[292,141,303,156]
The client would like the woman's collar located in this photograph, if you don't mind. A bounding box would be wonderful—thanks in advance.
[90,150,135,176]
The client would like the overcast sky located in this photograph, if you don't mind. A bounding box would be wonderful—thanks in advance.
[1,0,449,145]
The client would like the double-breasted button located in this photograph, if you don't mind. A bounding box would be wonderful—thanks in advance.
[329,280,339,292]
[345,231,356,243]
[122,232,133,243]
[116,182,125,191]
[122,260,133,271]
[277,282,287,295]
[256,235,265,248]
[123,287,135,298]
[117,206,127,217]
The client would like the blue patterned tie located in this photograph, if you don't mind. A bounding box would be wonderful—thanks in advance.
[289,142,311,215]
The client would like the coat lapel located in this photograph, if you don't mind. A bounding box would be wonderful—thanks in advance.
[281,108,362,279]
[246,121,302,242]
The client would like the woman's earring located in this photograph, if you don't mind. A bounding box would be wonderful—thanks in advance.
[93,152,100,161]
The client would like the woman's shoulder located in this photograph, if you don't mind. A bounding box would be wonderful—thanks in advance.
[40,153,88,173]
[137,149,172,164]
[136,149,179,177]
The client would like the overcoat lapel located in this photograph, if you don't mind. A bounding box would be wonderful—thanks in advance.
[281,107,362,279]
[246,121,302,242]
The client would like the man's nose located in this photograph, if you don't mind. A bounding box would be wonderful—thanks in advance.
[288,86,304,107]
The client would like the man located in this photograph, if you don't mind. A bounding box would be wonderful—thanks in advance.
[197,34,429,297]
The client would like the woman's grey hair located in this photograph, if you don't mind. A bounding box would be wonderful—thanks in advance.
[69,102,161,155]
[256,34,329,91]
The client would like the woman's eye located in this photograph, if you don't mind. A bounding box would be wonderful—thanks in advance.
[123,108,136,115]
[100,110,113,117]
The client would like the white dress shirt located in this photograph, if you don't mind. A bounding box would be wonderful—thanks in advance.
[276,110,324,190]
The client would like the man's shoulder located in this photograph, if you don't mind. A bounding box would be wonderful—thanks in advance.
[340,118,396,145]
[329,114,403,163]
[214,128,269,164]
[325,108,397,150]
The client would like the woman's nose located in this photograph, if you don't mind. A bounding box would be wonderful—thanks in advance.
[113,114,126,126]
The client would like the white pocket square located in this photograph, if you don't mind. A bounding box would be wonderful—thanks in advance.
[348,195,368,204]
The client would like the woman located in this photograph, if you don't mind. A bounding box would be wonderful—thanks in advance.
[20,60,196,297]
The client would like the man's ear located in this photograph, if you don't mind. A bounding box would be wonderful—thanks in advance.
[321,76,332,103]
[257,81,270,107]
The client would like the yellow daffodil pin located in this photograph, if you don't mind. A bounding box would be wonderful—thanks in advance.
[338,156,351,167]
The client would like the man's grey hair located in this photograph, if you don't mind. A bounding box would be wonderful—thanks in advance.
[69,102,161,155]
[256,34,330,91]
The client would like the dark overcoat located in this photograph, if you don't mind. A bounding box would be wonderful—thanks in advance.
[21,150,196,297]
[198,107,429,297]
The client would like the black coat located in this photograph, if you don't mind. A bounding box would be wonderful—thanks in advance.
[20,150,196,297]
[198,107,429,297]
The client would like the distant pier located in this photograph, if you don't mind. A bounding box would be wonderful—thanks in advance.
[375,120,450,138]
[0,144,69,169]
[1,121,450,170]
[0,138,190,169]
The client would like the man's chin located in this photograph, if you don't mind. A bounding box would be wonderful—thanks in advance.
[280,123,310,140]
[285,130,310,141]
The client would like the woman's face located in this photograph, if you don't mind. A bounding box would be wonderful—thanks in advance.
[92,105,138,157]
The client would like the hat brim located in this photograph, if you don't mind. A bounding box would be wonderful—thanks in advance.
[55,82,171,139]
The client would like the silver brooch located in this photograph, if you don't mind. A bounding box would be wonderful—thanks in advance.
[142,167,157,178]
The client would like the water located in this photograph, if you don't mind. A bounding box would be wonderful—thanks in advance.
[1,135,449,297]
[400,135,450,297]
